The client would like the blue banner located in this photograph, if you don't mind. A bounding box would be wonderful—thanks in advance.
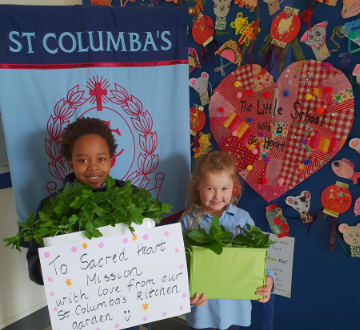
[0,5,190,225]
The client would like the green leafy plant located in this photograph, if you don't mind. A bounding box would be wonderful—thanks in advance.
[184,215,276,257]
[4,175,172,251]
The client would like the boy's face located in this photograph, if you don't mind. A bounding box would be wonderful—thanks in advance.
[68,134,112,190]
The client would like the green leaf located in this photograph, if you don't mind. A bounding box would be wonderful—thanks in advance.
[188,230,207,243]
[206,241,223,255]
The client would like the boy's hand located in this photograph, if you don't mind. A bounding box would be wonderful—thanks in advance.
[256,275,273,303]
[190,293,208,306]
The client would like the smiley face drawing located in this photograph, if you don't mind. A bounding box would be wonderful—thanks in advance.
[124,310,131,322]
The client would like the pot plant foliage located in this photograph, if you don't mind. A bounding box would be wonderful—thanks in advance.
[5,175,172,251]
[184,215,276,257]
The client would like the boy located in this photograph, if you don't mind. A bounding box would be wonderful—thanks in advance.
[26,117,140,330]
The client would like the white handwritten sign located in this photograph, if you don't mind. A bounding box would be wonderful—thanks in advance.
[265,233,295,298]
[39,223,190,330]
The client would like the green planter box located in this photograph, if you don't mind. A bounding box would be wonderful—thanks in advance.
[188,246,267,300]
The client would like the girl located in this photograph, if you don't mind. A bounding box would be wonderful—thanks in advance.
[180,151,275,330]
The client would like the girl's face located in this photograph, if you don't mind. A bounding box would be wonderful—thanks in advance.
[197,171,234,217]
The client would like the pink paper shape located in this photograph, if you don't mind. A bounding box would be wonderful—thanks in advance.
[44,252,50,258]
[71,247,77,252]
[164,231,169,236]
[123,238,129,244]
[98,242,104,248]
[175,248,179,253]
[143,234,149,240]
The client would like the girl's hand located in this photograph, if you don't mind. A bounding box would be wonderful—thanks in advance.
[190,293,208,306]
[256,275,273,303]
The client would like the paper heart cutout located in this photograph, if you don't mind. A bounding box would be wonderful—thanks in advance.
[209,60,354,202]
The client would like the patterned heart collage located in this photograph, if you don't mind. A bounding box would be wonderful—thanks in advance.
[209,60,354,202]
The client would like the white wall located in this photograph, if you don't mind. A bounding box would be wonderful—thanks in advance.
[0,1,81,328]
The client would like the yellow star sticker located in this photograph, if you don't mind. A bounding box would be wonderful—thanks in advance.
[142,302,149,311]
[132,234,138,242]
[82,242,88,249]
[65,278,72,286]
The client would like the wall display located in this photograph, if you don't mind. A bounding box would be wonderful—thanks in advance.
[230,12,261,46]
[331,158,360,184]
[39,223,191,330]
[339,19,360,56]
[263,0,280,15]
[338,223,360,257]
[355,197,360,216]
[265,204,290,237]
[213,0,232,31]
[341,0,360,18]
[265,232,295,298]
[192,132,212,158]
[349,138,360,153]
[312,0,338,5]
[189,47,201,73]
[318,181,352,251]
[285,190,313,223]
[300,21,330,61]
[209,60,354,203]
[234,0,258,11]
[190,105,206,136]
[189,72,211,106]
[214,40,242,76]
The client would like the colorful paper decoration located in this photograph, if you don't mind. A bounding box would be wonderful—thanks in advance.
[213,0,232,30]
[319,181,352,251]
[265,204,290,238]
[189,47,201,73]
[300,22,330,61]
[312,0,338,5]
[270,7,301,48]
[331,158,360,184]
[190,104,206,135]
[355,197,360,216]
[349,138,360,154]
[209,60,354,202]
[214,40,242,75]
[192,14,218,63]
[193,132,212,158]
[338,223,360,257]
[342,0,360,18]
[234,0,257,11]
[285,191,313,223]
[260,7,303,72]
[352,64,360,83]
[230,12,260,46]
[338,19,360,59]
[263,0,280,15]
[189,72,211,106]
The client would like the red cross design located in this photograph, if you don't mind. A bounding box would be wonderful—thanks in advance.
[90,82,107,111]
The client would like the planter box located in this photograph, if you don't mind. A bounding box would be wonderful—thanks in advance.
[188,246,267,300]
[43,218,155,247]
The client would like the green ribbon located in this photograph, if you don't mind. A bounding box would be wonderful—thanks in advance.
[259,33,273,57]
[291,37,306,61]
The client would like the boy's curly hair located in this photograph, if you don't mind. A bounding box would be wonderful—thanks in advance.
[59,117,118,161]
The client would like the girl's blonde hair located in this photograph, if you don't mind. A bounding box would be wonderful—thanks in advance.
[179,151,242,231]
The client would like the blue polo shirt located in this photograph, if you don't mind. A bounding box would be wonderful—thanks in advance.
[181,203,275,330]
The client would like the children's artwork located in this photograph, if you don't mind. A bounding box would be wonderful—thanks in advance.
[338,223,360,257]
[38,223,190,330]
[312,0,338,5]
[339,19,360,58]
[355,197,360,215]
[189,72,211,106]
[285,191,313,223]
[213,0,232,30]
[270,7,301,49]
[318,181,352,251]
[209,60,354,202]
[193,132,212,158]
[300,22,330,61]
[352,64,360,83]
[260,7,303,71]
[190,105,206,136]
[349,138,360,154]
[265,204,290,238]
[331,158,360,184]
[342,0,360,18]
[192,14,218,63]
[214,40,242,75]
[189,47,201,73]
[230,12,260,46]
[234,0,257,11]
[265,233,295,298]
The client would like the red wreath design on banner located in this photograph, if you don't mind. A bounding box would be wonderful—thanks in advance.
[108,83,160,189]
[45,79,162,198]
